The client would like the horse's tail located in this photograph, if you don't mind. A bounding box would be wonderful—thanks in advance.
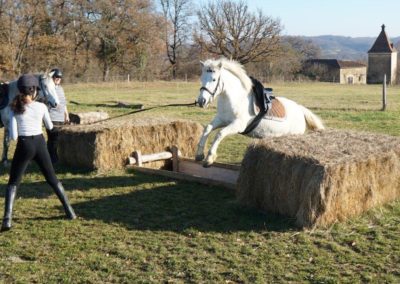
[301,105,325,131]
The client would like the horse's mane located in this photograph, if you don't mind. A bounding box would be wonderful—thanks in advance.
[204,58,253,94]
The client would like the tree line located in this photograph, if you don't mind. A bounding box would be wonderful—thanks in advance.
[0,0,320,82]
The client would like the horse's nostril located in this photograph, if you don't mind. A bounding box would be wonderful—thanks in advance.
[201,98,206,106]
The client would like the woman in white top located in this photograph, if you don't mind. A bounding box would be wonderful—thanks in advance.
[1,74,76,232]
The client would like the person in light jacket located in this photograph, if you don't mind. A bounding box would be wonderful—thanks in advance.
[1,74,76,232]
[46,68,69,164]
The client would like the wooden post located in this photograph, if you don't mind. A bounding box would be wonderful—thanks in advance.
[171,146,179,172]
[382,74,387,111]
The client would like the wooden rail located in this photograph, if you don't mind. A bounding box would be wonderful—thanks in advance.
[126,146,240,190]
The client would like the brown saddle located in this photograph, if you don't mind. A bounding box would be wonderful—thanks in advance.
[254,97,286,120]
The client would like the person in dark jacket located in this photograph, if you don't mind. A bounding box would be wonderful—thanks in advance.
[46,68,69,164]
[1,74,76,232]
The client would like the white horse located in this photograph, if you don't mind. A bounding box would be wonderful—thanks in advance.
[0,71,60,165]
[195,58,325,167]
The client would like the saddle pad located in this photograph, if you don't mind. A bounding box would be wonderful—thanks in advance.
[254,98,286,121]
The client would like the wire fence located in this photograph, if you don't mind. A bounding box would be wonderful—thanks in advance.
[63,73,319,86]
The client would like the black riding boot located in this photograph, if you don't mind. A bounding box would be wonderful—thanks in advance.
[1,185,17,231]
[52,182,76,219]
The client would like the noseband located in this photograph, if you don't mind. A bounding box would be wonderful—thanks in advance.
[199,76,221,98]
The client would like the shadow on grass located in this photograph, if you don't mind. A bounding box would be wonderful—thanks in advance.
[73,172,296,233]
[0,165,297,233]
[69,100,144,109]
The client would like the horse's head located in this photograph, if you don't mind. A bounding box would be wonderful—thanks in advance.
[197,60,223,108]
[37,71,60,108]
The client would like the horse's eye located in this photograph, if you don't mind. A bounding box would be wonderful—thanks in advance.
[213,78,216,82]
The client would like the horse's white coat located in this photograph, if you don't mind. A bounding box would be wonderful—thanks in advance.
[0,71,59,164]
[196,58,325,166]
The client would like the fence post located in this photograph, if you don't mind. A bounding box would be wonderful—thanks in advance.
[127,74,130,82]
[382,74,387,111]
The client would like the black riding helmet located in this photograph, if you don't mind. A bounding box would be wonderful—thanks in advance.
[51,68,63,78]
[17,74,41,92]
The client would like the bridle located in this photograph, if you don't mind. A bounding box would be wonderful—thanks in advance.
[199,76,222,98]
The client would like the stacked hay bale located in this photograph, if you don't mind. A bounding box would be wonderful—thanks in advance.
[58,117,203,171]
[237,130,400,228]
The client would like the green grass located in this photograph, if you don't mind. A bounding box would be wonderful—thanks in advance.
[0,81,399,283]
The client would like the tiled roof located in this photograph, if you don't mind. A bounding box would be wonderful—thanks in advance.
[368,24,396,53]
[337,60,366,68]
[307,59,366,69]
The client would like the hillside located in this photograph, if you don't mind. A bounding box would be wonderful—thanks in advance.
[302,35,400,61]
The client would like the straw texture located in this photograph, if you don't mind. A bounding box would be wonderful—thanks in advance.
[58,117,203,171]
[237,130,400,228]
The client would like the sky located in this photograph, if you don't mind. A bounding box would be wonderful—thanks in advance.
[199,0,400,38]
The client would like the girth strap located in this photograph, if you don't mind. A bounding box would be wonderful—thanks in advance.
[240,77,274,135]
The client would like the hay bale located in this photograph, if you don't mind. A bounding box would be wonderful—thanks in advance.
[58,117,203,171]
[236,130,400,228]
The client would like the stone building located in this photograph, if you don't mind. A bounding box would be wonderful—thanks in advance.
[367,25,398,84]
[304,59,367,84]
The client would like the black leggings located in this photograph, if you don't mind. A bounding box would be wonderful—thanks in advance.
[8,134,59,187]
[46,121,64,163]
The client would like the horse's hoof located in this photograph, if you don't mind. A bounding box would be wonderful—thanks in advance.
[203,161,213,168]
[195,154,205,161]
[203,156,216,167]
[1,160,8,167]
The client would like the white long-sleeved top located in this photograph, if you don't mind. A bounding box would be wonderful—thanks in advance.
[9,101,53,140]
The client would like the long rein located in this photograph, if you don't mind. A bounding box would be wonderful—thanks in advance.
[73,78,222,125]
[80,101,198,125]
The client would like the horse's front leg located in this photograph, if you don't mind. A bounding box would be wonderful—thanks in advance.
[1,128,10,166]
[195,117,224,162]
[204,120,246,167]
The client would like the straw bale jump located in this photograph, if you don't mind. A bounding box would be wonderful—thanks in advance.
[236,130,400,228]
[57,117,203,171]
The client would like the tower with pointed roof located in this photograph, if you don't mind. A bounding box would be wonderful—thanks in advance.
[367,24,397,84]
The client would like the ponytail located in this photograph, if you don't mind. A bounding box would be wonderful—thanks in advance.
[11,86,36,114]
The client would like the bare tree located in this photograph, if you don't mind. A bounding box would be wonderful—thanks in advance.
[195,0,282,64]
[284,36,321,60]
[159,0,192,79]
[0,0,43,75]
[0,0,166,80]
[90,0,161,81]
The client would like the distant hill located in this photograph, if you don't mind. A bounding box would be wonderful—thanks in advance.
[301,35,400,62]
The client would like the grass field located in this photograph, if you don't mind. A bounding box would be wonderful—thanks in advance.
[0,81,399,283]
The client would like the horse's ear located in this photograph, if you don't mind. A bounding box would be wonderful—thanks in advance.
[200,61,204,67]
[42,68,50,78]
[217,61,222,69]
